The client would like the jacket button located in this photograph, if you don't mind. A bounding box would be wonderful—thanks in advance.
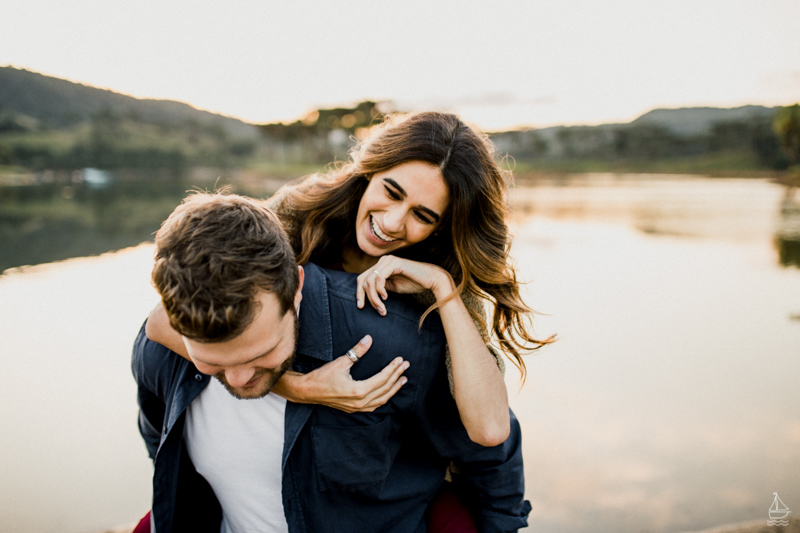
[194,374,203,382]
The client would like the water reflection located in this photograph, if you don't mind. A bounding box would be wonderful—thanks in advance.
[0,179,185,272]
[0,246,157,533]
[505,176,800,532]
[2,174,799,533]
[775,186,800,268]
[0,172,285,273]
[508,218,800,532]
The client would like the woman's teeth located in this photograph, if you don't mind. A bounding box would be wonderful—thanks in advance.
[371,216,398,242]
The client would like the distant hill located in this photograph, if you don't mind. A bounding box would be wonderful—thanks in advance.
[490,103,788,172]
[0,66,782,141]
[0,66,792,174]
[0,66,259,139]
[630,105,777,136]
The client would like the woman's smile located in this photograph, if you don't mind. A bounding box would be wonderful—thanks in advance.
[354,160,449,259]
[370,215,399,243]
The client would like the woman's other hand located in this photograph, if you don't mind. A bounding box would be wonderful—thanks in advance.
[356,255,455,316]
[271,334,410,413]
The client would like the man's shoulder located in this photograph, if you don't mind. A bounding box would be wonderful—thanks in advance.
[301,264,447,394]
[305,262,443,334]
[132,322,190,394]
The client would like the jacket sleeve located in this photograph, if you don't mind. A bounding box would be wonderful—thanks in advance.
[412,331,530,533]
[450,411,531,533]
[131,321,169,461]
[412,289,505,397]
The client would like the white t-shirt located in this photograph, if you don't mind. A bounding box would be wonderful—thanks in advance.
[184,377,289,533]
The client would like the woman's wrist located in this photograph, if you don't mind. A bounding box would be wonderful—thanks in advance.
[273,371,309,403]
[431,269,457,302]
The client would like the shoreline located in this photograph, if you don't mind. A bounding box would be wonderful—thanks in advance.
[513,167,788,182]
[100,516,800,533]
[680,516,799,533]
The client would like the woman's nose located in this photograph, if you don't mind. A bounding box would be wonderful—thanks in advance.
[382,207,405,233]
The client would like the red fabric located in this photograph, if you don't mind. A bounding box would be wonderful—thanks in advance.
[132,511,151,533]
[427,484,478,533]
[132,486,476,533]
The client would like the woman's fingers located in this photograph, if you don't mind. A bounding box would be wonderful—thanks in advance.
[356,272,367,309]
[362,356,409,397]
[356,259,391,312]
[360,266,388,316]
[287,332,412,413]
[356,255,446,315]
[352,357,410,410]
[365,374,408,410]
[341,334,372,366]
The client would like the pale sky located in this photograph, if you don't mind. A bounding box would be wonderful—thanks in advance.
[3,0,799,131]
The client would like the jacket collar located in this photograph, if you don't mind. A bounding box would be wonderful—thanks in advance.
[296,262,334,363]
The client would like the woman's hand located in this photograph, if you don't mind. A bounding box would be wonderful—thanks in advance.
[358,256,511,447]
[356,255,455,316]
[271,335,410,413]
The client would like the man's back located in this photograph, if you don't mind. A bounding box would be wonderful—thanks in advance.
[283,264,529,533]
[133,263,530,532]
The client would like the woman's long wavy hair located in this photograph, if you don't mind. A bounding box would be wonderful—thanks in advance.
[277,111,553,377]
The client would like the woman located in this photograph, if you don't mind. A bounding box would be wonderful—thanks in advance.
[146,111,552,446]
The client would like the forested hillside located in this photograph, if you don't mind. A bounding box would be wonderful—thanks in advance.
[0,67,259,172]
[492,105,792,175]
[0,67,258,138]
[0,66,797,177]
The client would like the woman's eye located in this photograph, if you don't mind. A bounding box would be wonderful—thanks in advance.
[384,186,402,201]
[413,211,434,224]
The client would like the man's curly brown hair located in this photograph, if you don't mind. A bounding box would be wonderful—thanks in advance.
[152,192,299,343]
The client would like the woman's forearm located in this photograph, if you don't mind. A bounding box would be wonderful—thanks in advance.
[145,303,190,359]
[433,278,511,447]
[271,371,309,403]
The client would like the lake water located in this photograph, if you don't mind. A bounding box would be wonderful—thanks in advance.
[1,174,798,533]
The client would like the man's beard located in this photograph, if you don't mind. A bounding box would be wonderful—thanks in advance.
[214,312,299,400]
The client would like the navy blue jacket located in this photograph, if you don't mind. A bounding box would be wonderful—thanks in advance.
[132,263,531,532]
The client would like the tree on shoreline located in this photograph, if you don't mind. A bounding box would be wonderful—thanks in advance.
[773,104,800,168]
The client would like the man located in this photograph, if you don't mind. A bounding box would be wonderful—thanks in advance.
[132,192,530,532]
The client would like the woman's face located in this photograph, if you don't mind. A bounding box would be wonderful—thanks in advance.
[354,160,450,259]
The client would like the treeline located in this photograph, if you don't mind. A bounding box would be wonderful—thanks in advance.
[256,101,386,164]
[0,101,386,173]
[2,66,799,177]
[0,66,259,173]
[491,105,798,174]
[0,108,257,172]
[0,67,387,174]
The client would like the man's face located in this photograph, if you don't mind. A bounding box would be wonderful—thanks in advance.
[183,286,302,400]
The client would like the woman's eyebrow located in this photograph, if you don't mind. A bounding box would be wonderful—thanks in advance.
[383,178,441,222]
[383,178,407,197]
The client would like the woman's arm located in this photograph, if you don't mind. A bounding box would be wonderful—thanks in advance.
[145,303,188,357]
[356,255,511,447]
[144,302,409,412]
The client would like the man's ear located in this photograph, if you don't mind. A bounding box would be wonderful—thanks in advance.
[294,265,304,309]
